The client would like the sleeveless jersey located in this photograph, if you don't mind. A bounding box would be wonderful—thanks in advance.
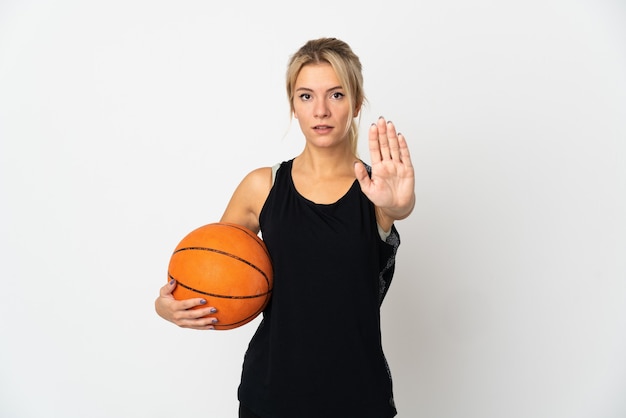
[238,159,400,418]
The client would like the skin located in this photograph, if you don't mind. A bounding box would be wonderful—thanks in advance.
[155,62,415,330]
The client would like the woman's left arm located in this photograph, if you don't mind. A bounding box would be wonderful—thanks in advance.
[354,116,415,232]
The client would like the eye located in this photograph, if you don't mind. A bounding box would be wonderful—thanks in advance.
[330,91,345,100]
[299,93,312,101]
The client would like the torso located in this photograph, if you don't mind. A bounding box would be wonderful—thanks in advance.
[237,159,397,418]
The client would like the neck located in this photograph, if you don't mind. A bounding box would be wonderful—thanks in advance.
[295,144,357,179]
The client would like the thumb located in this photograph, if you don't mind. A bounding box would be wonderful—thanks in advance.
[354,161,371,190]
[160,278,177,297]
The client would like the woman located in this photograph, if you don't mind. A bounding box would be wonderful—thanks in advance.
[155,37,415,418]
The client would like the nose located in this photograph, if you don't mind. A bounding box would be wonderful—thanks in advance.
[314,99,330,119]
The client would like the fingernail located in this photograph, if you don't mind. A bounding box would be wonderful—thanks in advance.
[211,318,219,324]
[210,307,217,313]
[379,115,384,119]
[200,299,207,305]
[169,279,175,285]
[208,326,215,330]
[387,120,393,124]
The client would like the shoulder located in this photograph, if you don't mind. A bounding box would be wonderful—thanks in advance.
[220,166,273,233]
[237,166,273,198]
[244,166,272,182]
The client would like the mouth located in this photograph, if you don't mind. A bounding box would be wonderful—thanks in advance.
[313,125,333,131]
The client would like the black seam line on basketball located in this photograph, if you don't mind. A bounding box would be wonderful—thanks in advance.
[220,223,272,260]
[211,296,266,327]
[173,246,271,287]
[170,274,272,299]
[216,308,265,327]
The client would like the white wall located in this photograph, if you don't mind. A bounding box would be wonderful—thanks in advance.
[1,0,625,417]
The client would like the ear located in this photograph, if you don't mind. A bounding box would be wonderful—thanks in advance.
[353,103,362,118]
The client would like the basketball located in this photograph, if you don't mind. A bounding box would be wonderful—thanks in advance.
[167,222,273,330]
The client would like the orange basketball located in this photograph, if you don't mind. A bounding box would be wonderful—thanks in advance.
[167,222,273,330]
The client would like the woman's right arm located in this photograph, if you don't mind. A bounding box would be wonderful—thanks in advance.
[219,167,273,232]
[154,167,272,330]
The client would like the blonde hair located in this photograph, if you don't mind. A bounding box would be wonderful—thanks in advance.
[286,38,365,156]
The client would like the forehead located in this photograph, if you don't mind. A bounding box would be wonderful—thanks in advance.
[295,62,341,89]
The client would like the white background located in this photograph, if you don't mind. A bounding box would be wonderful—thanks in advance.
[1,0,625,417]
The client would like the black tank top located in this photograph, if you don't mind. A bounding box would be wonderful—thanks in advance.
[238,159,400,418]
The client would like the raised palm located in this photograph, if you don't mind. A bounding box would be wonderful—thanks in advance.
[355,117,415,219]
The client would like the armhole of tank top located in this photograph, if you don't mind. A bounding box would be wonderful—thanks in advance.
[271,162,281,186]
[378,223,392,241]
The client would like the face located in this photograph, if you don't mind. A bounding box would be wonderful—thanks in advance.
[292,63,358,150]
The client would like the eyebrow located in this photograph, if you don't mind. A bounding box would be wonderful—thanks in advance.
[295,85,344,93]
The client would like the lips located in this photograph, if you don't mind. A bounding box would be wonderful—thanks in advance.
[313,125,333,131]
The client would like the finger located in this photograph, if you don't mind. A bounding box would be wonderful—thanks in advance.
[368,122,381,165]
[177,297,213,311]
[159,279,177,297]
[176,315,219,330]
[397,133,413,167]
[375,116,391,161]
[177,305,218,320]
[386,121,401,161]
[171,303,218,325]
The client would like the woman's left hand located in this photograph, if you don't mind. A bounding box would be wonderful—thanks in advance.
[355,116,415,222]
